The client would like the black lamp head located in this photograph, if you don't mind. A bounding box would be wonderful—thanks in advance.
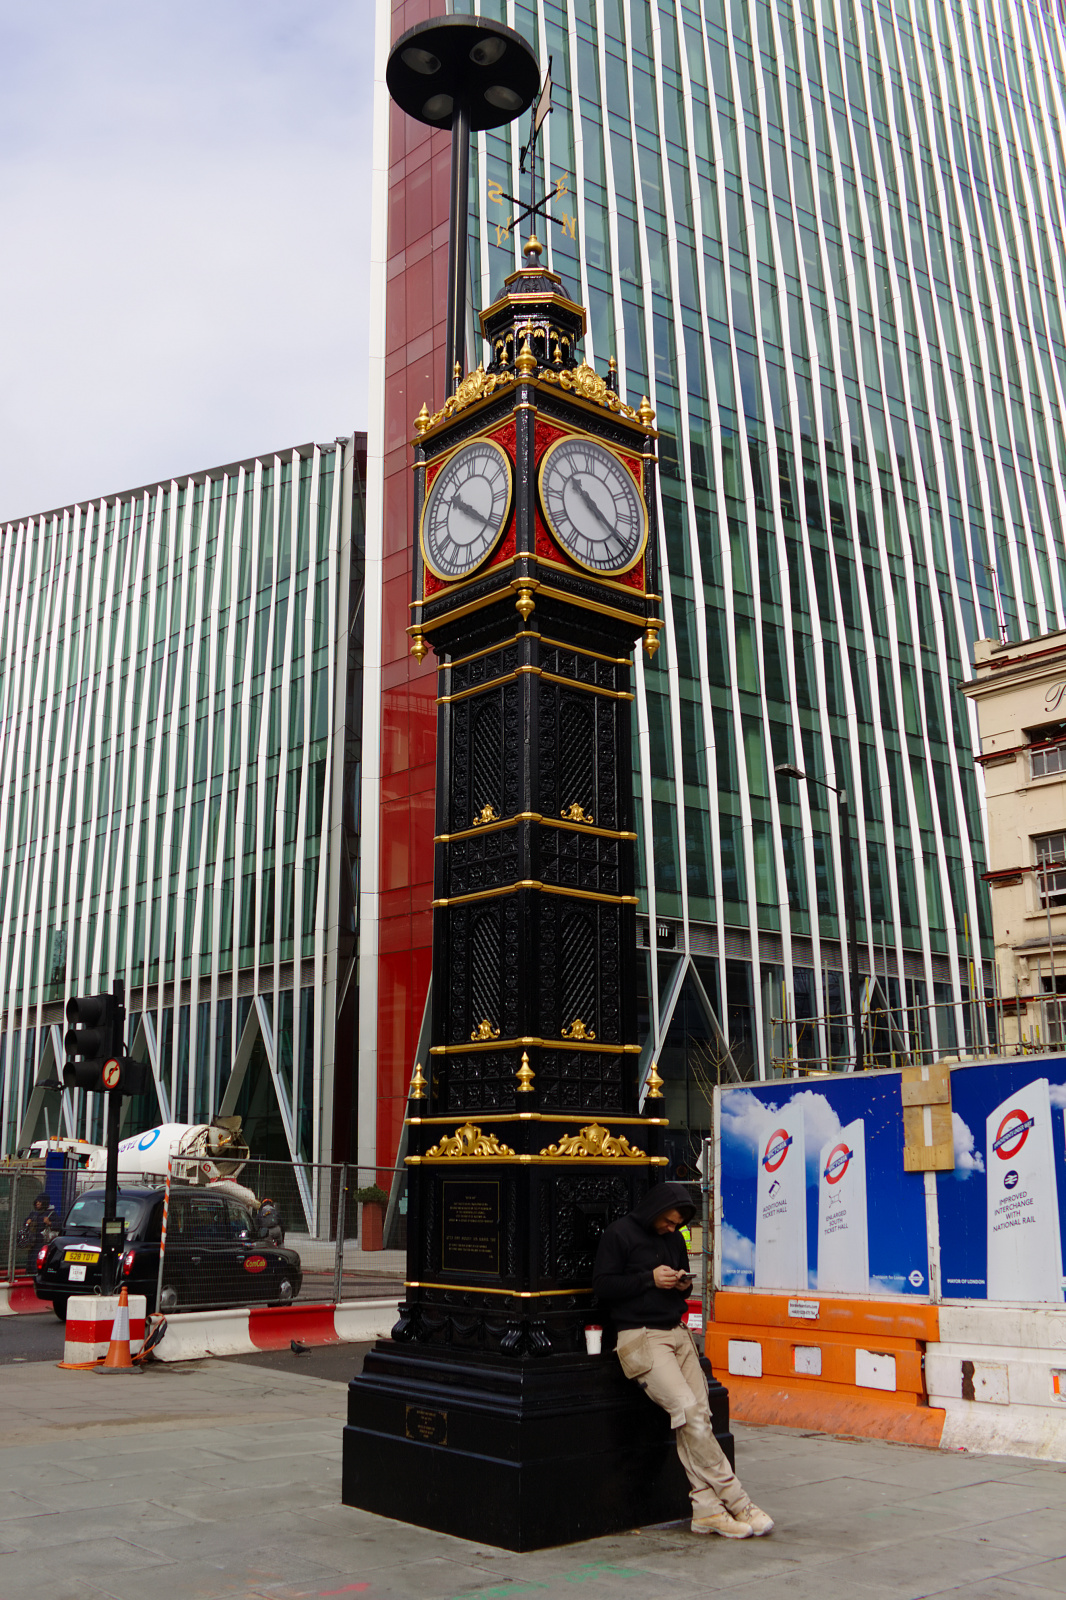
[387,14,540,131]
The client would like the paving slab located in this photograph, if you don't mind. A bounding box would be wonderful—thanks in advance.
[6,1357,1066,1600]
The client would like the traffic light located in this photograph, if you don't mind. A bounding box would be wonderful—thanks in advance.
[64,991,120,1091]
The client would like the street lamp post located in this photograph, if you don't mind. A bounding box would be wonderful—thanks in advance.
[386,16,541,390]
[776,761,862,1072]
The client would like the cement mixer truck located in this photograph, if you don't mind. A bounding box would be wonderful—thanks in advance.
[85,1117,249,1183]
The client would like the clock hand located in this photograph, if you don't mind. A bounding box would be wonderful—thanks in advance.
[452,492,488,528]
[572,478,620,542]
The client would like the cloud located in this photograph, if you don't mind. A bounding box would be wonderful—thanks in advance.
[720,1222,754,1279]
[720,1087,845,1184]
[0,2,374,520]
[1048,1082,1066,1110]
[952,1112,985,1179]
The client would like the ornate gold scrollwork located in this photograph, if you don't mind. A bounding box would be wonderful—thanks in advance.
[516,1050,535,1092]
[416,365,517,435]
[473,804,499,826]
[425,1122,517,1159]
[539,1122,646,1159]
[561,1018,596,1041]
[645,1061,665,1099]
[560,803,594,825]
[539,360,643,422]
[470,1018,502,1042]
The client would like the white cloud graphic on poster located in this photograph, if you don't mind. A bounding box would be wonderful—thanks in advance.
[719,1088,843,1183]
[952,1111,984,1179]
[721,1222,754,1278]
[1048,1081,1066,1110]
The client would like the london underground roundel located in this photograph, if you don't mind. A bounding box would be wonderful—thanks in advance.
[993,1107,1034,1160]
[823,1142,854,1184]
[762,1128,792,1173]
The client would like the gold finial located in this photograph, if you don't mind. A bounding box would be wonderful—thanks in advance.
[515,584,536,622]
[410,630,429,663]
[516,336,537,377]
[414,402,431,436]
[524,234,543,260]
[470,1018,501,1042]
[516,1051,535,1092]
[638,395,655,427]
[645,1061,665,1099]
[453,360,463,386]
[642,619,662,661]
[409,1062,427,1100]
[608,356,617,373]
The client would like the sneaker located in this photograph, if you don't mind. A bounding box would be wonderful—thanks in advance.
[733,1499,774,1536]
[690,1510,754,1539]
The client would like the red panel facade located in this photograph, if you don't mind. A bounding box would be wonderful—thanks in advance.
[376,0,451,1170]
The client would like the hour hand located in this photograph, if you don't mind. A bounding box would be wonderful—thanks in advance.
[572,479,617,538]
[452,492,486,527]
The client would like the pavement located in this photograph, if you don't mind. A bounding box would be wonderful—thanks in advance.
[4,1334,1066,1600]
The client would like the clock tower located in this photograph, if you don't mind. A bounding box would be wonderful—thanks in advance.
[341,239,721,1549]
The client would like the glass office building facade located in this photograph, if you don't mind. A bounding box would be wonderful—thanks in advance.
[0,438,366,1167]
[369,0,1066,1166]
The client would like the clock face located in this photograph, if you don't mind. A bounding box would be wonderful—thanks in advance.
[539,436,647,575]
[421,438,513,581]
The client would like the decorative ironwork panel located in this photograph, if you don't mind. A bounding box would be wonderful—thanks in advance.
[444,826,520,897]
[537,1049,625,1112]
[552,1173,632,1282]
[439,1050,519,1113]
[448,640,520,696]
[536,827,621,894]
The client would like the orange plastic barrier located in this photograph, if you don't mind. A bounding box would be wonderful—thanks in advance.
[706,1291,946,1448]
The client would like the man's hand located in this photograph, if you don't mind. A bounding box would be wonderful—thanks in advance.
[653,1264,689,1289]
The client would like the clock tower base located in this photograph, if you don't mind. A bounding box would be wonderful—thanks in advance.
[342,1341,734,1550]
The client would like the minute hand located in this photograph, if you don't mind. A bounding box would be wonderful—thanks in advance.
[572,479,618,540]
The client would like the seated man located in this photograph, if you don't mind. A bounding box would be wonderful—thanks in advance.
[593,1180,774,1540]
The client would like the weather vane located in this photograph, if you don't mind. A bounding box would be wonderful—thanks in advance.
[504,59,555,242]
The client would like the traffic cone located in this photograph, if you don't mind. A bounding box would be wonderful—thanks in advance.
[96,1286,142,1375]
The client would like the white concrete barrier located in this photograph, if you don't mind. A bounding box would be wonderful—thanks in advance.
[153,1298,399,1362]
[928,1303,1066,1460]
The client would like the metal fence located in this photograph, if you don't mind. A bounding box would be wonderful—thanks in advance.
[3,1158,409,1315]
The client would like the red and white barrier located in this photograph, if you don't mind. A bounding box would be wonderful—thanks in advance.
[0,1278,49,1315]
[153,1298,398,1362]
[62,1295,147,1366]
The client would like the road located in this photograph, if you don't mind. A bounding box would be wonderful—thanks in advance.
[0,1306,373,1381]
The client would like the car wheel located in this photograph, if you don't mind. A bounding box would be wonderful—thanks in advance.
[52,1298,68,1322]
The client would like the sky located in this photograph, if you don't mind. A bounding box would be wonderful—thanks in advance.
[0,2,375,523]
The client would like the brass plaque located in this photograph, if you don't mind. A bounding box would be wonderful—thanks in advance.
[442,1180,501,1274]
[405,1405,448,1446]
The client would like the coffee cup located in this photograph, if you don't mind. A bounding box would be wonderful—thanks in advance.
[584,1324,603,1355]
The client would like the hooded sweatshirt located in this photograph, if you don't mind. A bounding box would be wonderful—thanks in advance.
[592,1181,698,1331]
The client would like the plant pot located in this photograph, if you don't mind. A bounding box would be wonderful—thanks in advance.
[360,1201,384,1252]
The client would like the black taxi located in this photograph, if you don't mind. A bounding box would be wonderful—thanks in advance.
[35,1185,302,1319]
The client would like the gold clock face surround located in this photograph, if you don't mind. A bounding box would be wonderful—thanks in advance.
[538,434,648,576]
[420,437,513,582]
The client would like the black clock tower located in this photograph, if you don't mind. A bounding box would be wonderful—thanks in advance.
[341,238,710,1548]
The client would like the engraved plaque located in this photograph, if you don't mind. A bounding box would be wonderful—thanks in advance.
[405,1405,448,1445]
[442,1180,501,1274]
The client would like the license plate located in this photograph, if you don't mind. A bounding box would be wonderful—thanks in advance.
[64,1250,99,1263]
[68,1264,87,1282]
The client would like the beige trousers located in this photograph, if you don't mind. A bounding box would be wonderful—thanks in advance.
[616,1325,745,1519]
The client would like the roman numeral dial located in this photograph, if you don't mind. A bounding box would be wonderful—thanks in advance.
[421,439,513,581]
[538,436,647,575]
